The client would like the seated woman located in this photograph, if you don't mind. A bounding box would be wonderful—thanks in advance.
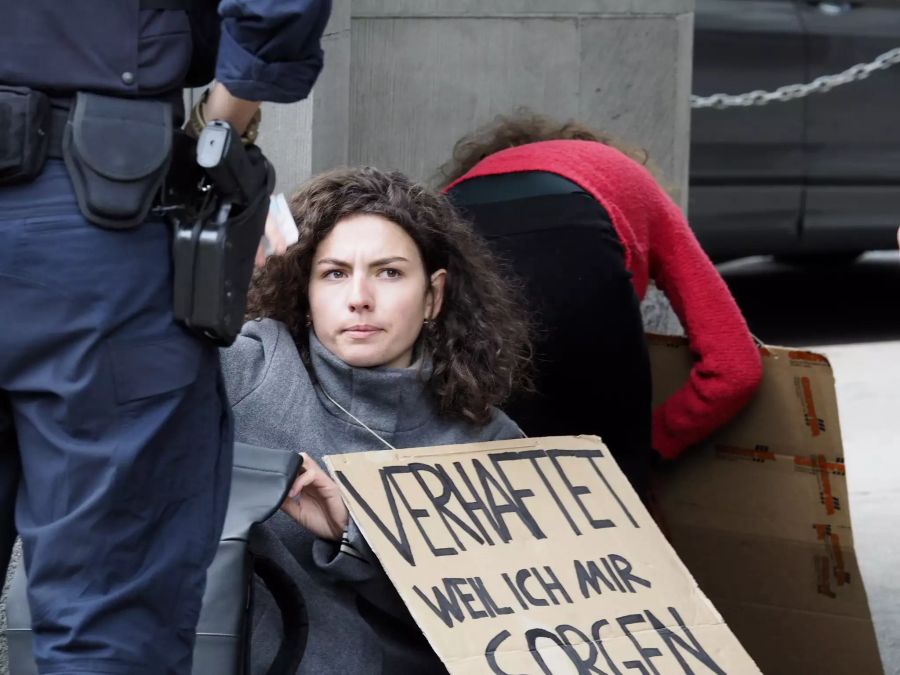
[219,167,532,675]
[440,111,763,492]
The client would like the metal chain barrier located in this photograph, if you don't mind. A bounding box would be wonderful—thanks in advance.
[691,46,900,109]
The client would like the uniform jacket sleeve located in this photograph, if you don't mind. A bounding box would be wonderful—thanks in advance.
[216,0,332,102]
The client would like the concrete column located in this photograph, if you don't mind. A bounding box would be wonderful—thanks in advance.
[347,0,693,200]
[260,0,693,332]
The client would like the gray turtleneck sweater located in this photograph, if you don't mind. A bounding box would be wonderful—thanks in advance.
[219,318,522,675]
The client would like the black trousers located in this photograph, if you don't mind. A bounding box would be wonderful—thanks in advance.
[451,172,653,493]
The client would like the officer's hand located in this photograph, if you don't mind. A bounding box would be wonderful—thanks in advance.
[281,453,349,541]
[204,84,260,138]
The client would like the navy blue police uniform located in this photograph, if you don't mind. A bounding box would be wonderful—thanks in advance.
[0,1,331,673]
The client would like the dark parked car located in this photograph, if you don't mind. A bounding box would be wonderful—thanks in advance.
[690,0,900,261]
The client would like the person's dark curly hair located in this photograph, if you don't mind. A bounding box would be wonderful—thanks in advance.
[435,108,653,186]
[246,166,533,426]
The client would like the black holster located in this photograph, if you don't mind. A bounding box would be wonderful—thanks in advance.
[171,121,276,346]
[0,86,51,185]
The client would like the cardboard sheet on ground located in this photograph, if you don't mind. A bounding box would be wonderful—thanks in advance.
[325,436,759,674]
[647,335,883,675]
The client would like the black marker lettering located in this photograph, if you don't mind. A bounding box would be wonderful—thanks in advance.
[646,607,726,675]
[484,631,519,675]
[516,568,549,607]
[454,578,488,620]
[469,576,514,617]
[525,628,566,675]
[575,559,619,598]
[335,469,414,565]
[588,455,639,528]
[602,557,628,593]
[618,613,663,674]
[591,619,624,675]
[501,571,529,610]
[528,453,582,535]
[548,450,615,530]
[412,580,466,628]
[490,451,547,540]
[609,554,652,593]
[409,462,486,550]
[556,623,610,674]
[533,565,573,605]
[385,468,456,557]
[473,458,540,543]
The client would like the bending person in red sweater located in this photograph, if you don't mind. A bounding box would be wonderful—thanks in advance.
[441,112,762,488]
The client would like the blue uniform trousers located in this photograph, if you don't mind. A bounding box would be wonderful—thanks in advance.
[0,160,232,675]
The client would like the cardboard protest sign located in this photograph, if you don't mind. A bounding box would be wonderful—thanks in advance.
[326,436,759,674]
[647,335,883,675]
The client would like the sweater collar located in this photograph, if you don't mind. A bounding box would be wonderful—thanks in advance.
[307,330,436,435]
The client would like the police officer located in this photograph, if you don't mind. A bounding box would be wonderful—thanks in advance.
[0,1,331,673]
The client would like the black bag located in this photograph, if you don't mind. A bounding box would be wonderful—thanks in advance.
[0,86,50,185]
[62,92,173,230]
[5,443,307,675]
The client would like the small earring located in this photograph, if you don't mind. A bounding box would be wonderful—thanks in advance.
[305,314,312,327]
[423,317,435,332]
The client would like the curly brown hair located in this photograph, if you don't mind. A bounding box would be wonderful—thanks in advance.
[435,108,652,186]
[246,167,533,426]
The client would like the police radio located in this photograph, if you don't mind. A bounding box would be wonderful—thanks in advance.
[171,120,275,346]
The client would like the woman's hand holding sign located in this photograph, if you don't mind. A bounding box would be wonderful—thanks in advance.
[281,453,349,541]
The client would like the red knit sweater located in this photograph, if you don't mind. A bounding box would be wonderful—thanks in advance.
[447,140,762,459]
